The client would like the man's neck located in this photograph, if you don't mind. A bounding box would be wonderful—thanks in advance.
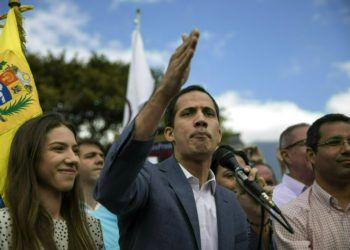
[289,168,313,186]
[317,179,350,210]
[177,155,211,186]
[82,183,98,209]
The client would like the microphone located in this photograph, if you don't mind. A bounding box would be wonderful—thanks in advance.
[213,145,279,211]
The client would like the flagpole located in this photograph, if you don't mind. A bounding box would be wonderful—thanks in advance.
[0,1,33,22]
[0,0,33,51]
[124,8,141,124]
[134,9,141,32]
[8,0,21,7]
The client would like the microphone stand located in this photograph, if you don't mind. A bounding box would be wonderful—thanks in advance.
[213,144,294,248]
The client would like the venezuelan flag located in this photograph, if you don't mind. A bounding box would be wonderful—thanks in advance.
[0,6,42,197]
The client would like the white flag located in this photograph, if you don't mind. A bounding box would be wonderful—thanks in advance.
[122,29,155,128]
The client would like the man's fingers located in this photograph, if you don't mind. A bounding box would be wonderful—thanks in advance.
[256,176,266,187]
[263,185,274,197]
[190,28,200,39]
[175,32,199,75]
[242,166,257,181]
[161,29,200,88]
[173,30,196,58]
[175,34,190,54]
[177,39,197,65]
[182,33,189,42]
[173,29,199,60]
[176,48,195,74]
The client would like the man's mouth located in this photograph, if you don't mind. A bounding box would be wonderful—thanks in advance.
[190,131,211,139]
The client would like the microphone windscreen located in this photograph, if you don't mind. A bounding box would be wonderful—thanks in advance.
[212,145,236,166]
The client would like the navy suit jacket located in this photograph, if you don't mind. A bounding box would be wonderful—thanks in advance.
[94,122,256,250]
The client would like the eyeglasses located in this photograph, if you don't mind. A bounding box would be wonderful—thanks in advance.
[283,139,306,150]
[317,137,350,148]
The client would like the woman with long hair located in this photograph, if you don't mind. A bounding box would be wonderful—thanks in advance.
[0,113,104,249]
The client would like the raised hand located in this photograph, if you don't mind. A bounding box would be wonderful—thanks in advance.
[159,29,200,98]
[134,29,200,140]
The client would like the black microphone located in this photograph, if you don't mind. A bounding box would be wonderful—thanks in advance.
[213,145,279,211]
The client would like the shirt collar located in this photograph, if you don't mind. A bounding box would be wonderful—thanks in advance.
[282,174,307,195]
[179,163,217,194]
[84,202,101,212]
[312,181,345,212]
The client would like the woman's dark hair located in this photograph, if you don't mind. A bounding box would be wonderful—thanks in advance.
[164,85,220,127]
[5,112,96,249]
[306,113,350,152]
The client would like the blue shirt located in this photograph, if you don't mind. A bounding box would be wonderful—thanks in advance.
[87,204,120,250]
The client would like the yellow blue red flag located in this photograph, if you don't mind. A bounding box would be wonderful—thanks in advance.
[0,7,42,196]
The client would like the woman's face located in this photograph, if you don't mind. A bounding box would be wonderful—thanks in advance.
[36,125,79,194]
[215,154,247,193]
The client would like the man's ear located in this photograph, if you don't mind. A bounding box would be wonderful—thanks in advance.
[164,127,174,142]
[276,149,288,174]
[218,128,222,144]
[280,149,291,165]
[276,149,283,163]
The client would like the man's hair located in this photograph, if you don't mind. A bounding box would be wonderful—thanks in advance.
[306,113,350,152]
[279,123,310,149]
[163,85,220,127]
[78,138,105,155]
[252,162,278,185]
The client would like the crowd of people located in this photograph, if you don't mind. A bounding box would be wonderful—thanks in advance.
[0,29,349,249]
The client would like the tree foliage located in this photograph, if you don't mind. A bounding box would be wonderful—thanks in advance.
[28,52,129,142]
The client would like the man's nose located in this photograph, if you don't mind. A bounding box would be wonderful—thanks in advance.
[342,139,350,152]
[96,155,104,164]
[194,112,208,128]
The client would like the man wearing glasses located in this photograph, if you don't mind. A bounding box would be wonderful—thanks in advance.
[273,113,350,249]
[273,123,314,207]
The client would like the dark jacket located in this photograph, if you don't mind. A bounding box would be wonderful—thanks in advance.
[94,122,255,250]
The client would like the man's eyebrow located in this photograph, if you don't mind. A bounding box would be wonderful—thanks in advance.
[202,106,216,111]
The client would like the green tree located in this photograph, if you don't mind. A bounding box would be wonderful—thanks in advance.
[28,52,129,142]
